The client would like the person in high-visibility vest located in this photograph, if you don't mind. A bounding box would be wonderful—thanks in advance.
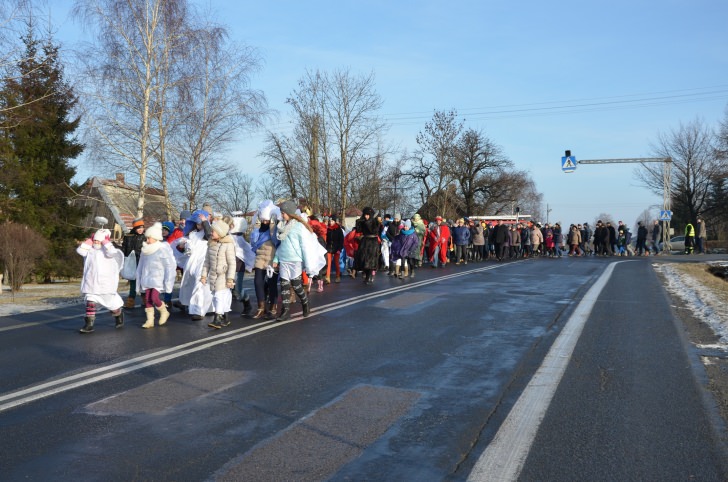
[684,222,695,254]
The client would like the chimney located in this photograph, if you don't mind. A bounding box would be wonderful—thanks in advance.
[115,173,125,184]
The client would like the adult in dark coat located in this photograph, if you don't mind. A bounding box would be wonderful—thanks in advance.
[325,216,345,283]
[354,207,382,284]
[493,220,509,261]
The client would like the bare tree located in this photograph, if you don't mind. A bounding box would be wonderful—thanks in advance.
[324,68,387,219]
[636,118,724,226]
[410,109,463,217]
[168,23,267,209]
[211,169,255,215]
[452,127,511,216]
[74,0,172,218]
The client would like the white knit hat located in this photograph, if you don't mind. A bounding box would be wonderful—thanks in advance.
[145,222,163,241]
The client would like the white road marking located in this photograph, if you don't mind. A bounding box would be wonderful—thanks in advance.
[0,263,509,413]
[467,261,619,482]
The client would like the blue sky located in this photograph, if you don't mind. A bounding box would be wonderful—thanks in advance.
[51,0,728,226]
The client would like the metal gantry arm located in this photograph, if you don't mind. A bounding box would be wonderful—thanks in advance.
[576,156,673,254]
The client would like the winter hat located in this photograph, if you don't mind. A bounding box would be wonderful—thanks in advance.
[145,222,164,241]
[132,217,145,228]
[202,202,213,215]
[179,210,192,221]
[161,221,175,234]
[93,228,111,242]
[404,220,412,230]
[394,213,402,221]
[412,213,422,223]
[212,220,230,238]
[330,214,338,222]
[279,200,298,216]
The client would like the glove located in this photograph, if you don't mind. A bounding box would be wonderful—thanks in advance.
[226,279,234,289]
[266,265,275,279]
[83,238,93,246]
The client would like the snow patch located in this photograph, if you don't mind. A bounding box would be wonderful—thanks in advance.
[654,262,728,347]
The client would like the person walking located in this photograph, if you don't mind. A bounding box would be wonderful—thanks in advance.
[325,215,345,283]
[178,210,213,321]
[452,218,471,264]
[272,201,315,320]
[249,200,280,320]
[136,222,176,329]
[202,220,237,329]
[77,228,125,334]
[354,207,382,283]
[651,220,662,255]
[636,221,649,256]
[121,218,146,309]
[696,218,707,254]
[684,221,695,254]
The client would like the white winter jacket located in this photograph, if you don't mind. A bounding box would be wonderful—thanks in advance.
[77,241,124,295]
[136,241,176,294]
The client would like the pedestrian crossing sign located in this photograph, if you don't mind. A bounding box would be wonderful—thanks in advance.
[659,210,672,221]
[561,156,576,173]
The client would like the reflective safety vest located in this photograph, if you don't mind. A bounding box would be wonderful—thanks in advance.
[685,223,695,237]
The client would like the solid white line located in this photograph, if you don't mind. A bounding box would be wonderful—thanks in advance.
[467,261,619,482]
[0,263,510,412]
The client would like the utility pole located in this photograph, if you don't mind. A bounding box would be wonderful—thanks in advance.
[546,204,552,225]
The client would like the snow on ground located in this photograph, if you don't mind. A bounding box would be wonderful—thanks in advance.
[0,283,85,317]
[654,261,728,348]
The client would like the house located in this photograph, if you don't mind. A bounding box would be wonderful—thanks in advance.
[75,173,173,241]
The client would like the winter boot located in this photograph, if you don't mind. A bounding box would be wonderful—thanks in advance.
[302,301,310,317]
[241,293,253,317]
[124,296,135,309]
[325,275,331,284]
[208,314,223,329]
[219,313,231,327]
[113,309,124,328]
[79,316,95,334]
[142,308,155,329]
[394,265,400,279]
[317,279,324,292]
[276,305,291,321]
[157,303,170,326]
[252,301,266,319]
[335,274,341,283]
[409,266,415,278]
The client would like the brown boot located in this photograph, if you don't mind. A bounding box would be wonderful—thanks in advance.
[124,296,135,309]
[252,301,266,319]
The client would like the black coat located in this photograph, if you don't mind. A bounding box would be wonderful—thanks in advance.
[354,217,382,271]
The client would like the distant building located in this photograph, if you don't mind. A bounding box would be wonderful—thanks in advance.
[74,173,172,241]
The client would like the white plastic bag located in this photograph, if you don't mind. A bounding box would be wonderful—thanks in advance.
[120,251,137,280]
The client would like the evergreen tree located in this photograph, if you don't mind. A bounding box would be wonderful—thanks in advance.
[0,24,87,280]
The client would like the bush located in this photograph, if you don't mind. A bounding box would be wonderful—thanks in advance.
[0,222,49,291]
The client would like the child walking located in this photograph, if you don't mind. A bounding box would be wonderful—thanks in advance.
[77,228,125,334]
[202,220,237,329]
[136,222,177,328]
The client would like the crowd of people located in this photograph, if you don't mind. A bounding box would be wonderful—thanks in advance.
[76,202,703,334]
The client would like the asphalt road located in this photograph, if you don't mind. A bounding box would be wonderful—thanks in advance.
[0,256,726,481]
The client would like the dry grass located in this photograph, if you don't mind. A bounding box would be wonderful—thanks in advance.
[670,263,728,306]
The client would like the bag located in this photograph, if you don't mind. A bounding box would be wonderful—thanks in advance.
[121,251,137,280]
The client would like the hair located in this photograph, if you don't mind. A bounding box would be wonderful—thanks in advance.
[285,212,314,233]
